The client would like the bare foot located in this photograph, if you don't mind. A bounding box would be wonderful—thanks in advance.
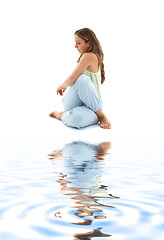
[49,111,64,121]
[99,116,111,129]
[96,109,111,129]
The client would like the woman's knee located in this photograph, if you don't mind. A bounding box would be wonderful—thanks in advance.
[62,107,99,129]
[75,74,90,87]
[62,109,83,129]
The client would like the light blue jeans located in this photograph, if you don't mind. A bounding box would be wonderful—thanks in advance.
[62,74,102,129]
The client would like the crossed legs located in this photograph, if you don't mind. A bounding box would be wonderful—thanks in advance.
[49,109,111,129]
[49,75,111,129]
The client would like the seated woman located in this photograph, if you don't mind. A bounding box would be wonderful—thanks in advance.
[49,28,111,129]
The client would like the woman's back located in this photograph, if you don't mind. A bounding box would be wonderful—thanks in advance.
[84,67,101,98]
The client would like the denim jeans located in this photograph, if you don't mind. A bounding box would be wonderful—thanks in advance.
[62,74,102,129]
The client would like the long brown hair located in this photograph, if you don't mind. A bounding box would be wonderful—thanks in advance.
[75,28,105,84]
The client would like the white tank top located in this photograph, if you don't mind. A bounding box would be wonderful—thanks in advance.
[84,67,101,98]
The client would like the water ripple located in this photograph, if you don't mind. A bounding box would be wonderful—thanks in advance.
[0,142,164,239]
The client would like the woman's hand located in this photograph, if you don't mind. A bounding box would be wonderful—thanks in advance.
[56,85,66,96]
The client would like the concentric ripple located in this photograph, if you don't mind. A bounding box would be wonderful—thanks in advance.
[0,142,164,239]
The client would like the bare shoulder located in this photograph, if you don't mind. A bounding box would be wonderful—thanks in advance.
[82,52,97,60]
[80,53,98,64]
[80,53,99,72]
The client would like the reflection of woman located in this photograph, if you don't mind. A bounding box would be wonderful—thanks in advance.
[49,28,111,129]
[49,141,118,239]
[49,142,111,190]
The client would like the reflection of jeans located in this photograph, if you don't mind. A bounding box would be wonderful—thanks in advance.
[62,141,100,189]
[62,74,102,129]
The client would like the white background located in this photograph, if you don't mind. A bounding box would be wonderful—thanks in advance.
[0,0,164,145]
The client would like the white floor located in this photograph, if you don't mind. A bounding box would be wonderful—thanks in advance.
[0,0,164,149]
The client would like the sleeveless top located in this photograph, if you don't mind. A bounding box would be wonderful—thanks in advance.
[84,67,101,98]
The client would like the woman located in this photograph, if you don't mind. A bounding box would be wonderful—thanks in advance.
[49,28,111,129]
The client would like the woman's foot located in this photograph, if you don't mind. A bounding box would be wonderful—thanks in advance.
[96,109,111,129]
[49,111,64,121]
[99,116,111,129]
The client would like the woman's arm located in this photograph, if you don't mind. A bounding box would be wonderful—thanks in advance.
[57,53,93,96]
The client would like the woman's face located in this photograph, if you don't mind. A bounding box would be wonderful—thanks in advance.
[74,34,90,54]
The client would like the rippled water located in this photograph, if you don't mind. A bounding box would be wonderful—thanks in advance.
[0,141,164,240]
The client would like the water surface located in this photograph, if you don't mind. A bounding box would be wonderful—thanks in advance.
[0,141,164,239]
